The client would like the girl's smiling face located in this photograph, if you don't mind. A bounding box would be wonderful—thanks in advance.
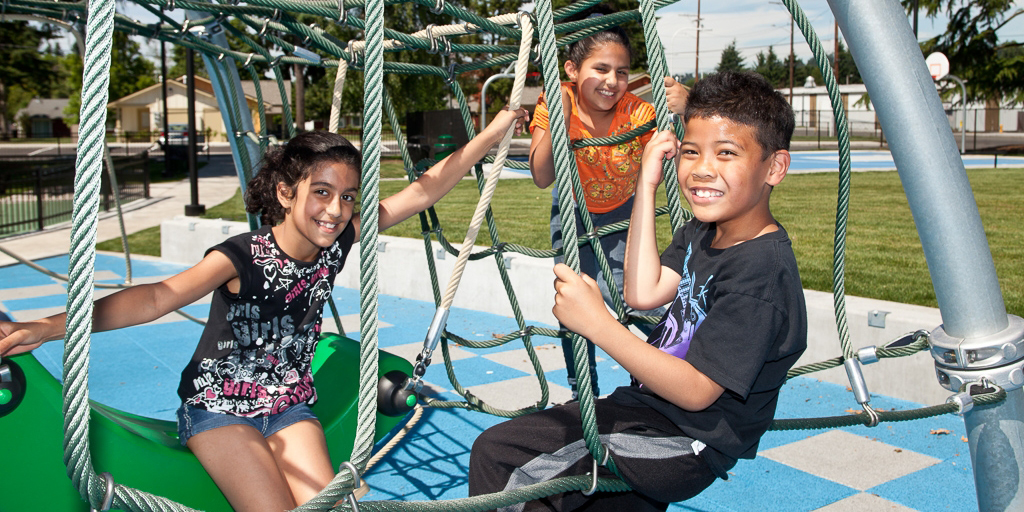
[565,41,630,115]
[275,161,359,261]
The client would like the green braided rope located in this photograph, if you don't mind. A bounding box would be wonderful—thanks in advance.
[782,0,855,362]
[532,0,617,480]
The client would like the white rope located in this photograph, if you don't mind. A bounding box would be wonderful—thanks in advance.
[439,13,532,310]
[329,57,349,132]
[345,12,521,55]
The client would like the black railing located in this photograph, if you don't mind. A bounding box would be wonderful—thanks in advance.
[0,152,150,238]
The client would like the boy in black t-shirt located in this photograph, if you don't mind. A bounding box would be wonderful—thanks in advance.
[468,71,807,511]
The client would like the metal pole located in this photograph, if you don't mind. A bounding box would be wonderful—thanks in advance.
[184,48,205,216]
[829,2,1024,511]
[479,70,515,132]
[944,74,967,155]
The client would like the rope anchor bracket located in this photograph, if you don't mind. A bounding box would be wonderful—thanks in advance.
[408,308,450,390]
[931,315,1024,393]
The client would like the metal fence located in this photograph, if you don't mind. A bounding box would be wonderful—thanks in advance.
[0,152,150,238]
[792,108,1024,152]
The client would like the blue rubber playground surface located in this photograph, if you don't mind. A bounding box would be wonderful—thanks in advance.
[1,251,980,511]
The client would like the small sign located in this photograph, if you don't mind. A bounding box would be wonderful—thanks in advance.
[926,52,949,81]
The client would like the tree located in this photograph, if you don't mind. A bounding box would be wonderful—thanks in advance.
[65,31,157,125]
[0,21,62,138]
[753,46,787,88]
[903,0,1023,104]
[716,40,745,73]
[832,41,861,85]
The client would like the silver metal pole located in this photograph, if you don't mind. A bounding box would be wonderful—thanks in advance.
[479,65,516,132]
[945,74,967,155]
[828,2,1024,510]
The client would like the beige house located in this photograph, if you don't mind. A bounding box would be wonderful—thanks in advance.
[106,76,292,141]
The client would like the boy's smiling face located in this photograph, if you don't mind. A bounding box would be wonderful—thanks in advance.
[677,116,789,246]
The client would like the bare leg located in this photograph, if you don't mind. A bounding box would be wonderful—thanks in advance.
[186,425,296,512]
[267,419,337,506]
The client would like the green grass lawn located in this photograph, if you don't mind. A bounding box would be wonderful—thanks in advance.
[97,164,1024,317]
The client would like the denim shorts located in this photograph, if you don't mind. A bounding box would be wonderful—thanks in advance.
[176,402,319,446]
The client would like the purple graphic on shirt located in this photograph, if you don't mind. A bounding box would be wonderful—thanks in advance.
[649,243,711,360]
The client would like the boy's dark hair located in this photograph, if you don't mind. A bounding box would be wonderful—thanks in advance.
[684,71,795,159]
[245,131,362,226]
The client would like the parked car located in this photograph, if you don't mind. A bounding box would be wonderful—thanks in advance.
[158,124,206,149]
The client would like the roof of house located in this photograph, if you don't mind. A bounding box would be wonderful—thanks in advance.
[241,80,292,107]
[16,98,70,120]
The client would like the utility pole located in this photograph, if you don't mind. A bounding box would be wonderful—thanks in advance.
[834,20,840,83]
[694,0,701,82]
[789,15,794,104]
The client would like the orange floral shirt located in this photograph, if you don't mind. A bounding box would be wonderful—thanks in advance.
[531,82,655,213]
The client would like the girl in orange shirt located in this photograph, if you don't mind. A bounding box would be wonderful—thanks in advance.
[529,22,687,400]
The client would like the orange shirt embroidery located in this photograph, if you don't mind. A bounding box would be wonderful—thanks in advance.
[531,83,655,213]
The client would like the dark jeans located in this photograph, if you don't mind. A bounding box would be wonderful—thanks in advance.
[550,198,665,398]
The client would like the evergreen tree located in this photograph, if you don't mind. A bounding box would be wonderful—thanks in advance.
[753,46,787,88]
[65,31,157,125]
[716,40,746,73]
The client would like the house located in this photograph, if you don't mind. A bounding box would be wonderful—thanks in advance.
[14,98,73,138]
[106,75,292,141]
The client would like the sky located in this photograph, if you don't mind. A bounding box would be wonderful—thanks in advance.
[45,1,1024,80]
[654,0,1024,79]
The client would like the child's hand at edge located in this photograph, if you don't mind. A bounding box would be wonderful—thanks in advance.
[665,76,689,115]
[0,320,48,357]
[552,263,616,341]
[639,130,681,188]
[487,107,530,137]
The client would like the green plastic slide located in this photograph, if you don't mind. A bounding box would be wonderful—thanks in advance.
[0,333,412,511]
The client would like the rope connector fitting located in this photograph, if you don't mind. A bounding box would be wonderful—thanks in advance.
[856,345,879,365]
[843,357,872,406]
[339,461,362,512]
[90,472,115,512]
[582,445,611,496]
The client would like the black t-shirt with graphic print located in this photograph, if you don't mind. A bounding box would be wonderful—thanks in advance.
[177,223,355,417]
[610,220,807,477]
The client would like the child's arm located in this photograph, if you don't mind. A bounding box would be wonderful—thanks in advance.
[623,130,682,310]
[364,107,529,233]
[527,86,572,189]
[553,263,724,411]
[0,251,238,357]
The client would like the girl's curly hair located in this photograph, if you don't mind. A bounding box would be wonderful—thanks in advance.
[244,131,362,226]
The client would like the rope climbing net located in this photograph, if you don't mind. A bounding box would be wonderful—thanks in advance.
[0,0,1008,510]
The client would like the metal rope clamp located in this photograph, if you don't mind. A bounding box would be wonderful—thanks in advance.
[582,445,611,496]
[946,379,994,416]
[339,461,362,512]
[843,356,878,426]
[90,472,115,512]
